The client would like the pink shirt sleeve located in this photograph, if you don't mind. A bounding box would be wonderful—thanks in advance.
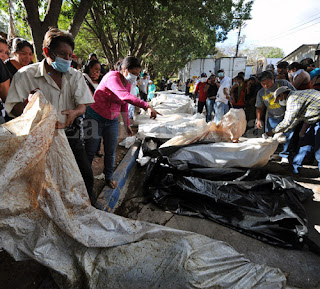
[106,72,149,110]
[120,103,130,127]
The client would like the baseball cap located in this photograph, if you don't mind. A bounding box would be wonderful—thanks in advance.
[200,73,207,77]
[274,86,291,99]
[266,64,274,71]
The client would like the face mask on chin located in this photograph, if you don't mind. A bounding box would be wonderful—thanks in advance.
[51,56,71,73]
[279,99,287,106]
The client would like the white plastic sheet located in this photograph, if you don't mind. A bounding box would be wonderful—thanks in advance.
[134,93,201,139]
[167,137,280,169]
[0,91,286,288]
[119,135,137,148]
[161,108,247,147]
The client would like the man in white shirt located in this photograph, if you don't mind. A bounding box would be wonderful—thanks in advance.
[5,27,95,204]
[214,69,231,124]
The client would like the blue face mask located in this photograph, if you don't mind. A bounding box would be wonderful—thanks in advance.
[51,56,72,73]
[218,72,224,78]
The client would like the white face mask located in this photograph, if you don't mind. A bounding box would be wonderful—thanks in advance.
[279,99,287,106]
[126,72,137,83]
[201,77,207,83]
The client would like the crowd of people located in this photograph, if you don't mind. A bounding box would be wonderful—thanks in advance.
[1,27,320,204]
[184,56,320,175]
[0,28,160,205]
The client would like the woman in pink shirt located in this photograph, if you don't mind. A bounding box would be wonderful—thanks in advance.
[85,56,159,189]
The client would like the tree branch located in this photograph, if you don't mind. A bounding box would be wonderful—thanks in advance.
[68,0,94,38]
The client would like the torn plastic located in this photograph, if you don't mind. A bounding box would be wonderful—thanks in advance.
[160,108,247,147]
[145,158,313,249]
[119,135,136,148]
[0,91,287,288]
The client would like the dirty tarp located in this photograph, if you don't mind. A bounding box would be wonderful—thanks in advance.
[0,91,287,288]
[145,157,313,249]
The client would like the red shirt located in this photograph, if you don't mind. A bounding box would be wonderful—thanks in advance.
[195,82,208,102]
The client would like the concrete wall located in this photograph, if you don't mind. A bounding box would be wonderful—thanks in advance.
[281,44,317,63]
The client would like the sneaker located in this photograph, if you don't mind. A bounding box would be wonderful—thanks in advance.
[280,157,289,164]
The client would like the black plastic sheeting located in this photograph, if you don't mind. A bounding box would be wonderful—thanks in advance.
[144,158,313,249]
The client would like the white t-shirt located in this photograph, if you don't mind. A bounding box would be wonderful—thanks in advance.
[216,76,231,104]
[130,80,138,96]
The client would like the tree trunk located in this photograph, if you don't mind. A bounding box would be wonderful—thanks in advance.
[24,0,62,61]
[68,0,94,38]
[23,0,93,61]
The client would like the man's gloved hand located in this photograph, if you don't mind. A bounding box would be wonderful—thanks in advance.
[273,132,286,143]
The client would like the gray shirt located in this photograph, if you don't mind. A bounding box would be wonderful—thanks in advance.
[255,79,296,118]
[139,78,148,94]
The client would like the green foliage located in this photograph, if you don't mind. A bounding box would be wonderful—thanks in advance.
[1,0,253,76]
[78,0,252,77]
[240,46,285,65]
[260,47,285,58]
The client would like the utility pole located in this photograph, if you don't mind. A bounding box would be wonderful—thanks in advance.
[235,22,246,57]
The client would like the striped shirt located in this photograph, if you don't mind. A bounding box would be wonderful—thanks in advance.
[274,89,320,133]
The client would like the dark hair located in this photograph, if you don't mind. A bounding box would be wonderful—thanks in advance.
[0,36,7,46]
[115,56,141,72]
[235,75,244,82]
[218,69,224,73]
[88,53,97,59]
[300,58,314,70]
[237,71,245,77]
[83,59,101,74]
[257,71,274,82]
[248,76,257,82]
[43,27,74,51]
[277,61,289,69]
[10,37,34,53]
[288,62,302,71]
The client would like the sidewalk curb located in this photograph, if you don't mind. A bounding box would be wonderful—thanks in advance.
[94,140,141,212]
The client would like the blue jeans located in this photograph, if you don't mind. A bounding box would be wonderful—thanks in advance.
[266,116,294,159]
[206,98,215,122]
[292,121,320,173]
[85,116,119,180]
[213,102,229,124]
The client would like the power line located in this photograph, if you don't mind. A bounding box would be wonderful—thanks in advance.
[251,13,320,46]
[254,19,320,46]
